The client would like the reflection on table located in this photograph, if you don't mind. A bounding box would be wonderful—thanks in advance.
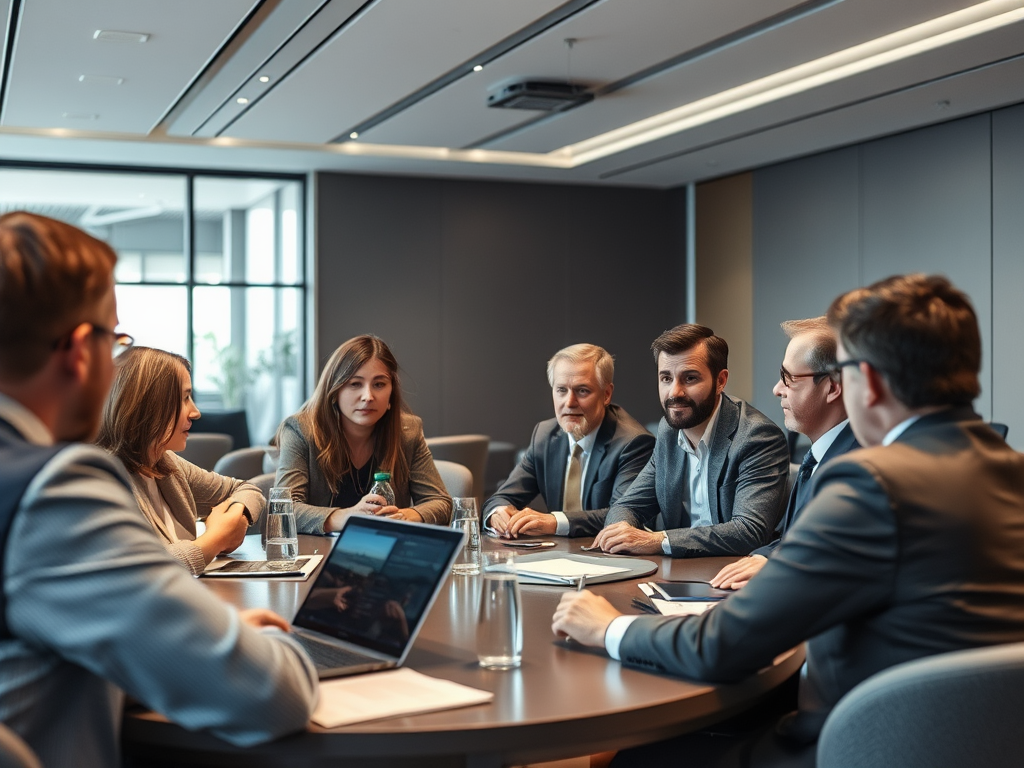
[123,533,803,768]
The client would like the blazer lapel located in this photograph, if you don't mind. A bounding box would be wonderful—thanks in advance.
[582,409,615,507]
[706,395,739,524]
[544,427,570,509]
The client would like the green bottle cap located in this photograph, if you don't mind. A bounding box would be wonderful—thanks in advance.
[373,472,391,482]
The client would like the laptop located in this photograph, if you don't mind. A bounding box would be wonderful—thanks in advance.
[290,515,465,679]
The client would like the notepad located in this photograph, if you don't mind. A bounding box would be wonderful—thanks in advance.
[311,667,494,727]
[650,599,716,617]
[514,558,629,579]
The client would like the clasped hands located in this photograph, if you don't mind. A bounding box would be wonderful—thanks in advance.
[487,506,557,538]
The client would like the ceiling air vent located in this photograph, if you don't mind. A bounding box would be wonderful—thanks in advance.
[487,81,593,112]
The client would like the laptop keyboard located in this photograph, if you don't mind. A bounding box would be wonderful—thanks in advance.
[294,633,381,671]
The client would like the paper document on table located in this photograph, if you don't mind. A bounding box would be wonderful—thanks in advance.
[651,598,715,617]
[311,668,493,728]
[516,558,629,579]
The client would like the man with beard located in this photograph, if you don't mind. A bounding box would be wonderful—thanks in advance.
[0,212,317,768]
[593,324,789,557]
[484,343,655,537]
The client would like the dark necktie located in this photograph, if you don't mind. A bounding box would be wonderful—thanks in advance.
[791,449,818,517]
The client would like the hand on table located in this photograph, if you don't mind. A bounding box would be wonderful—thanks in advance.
[325,493,390,532]
[552,591,623,649]
[239,608,291,632]
[506,508,555,538]
[378,507,423,522]
[487,506,513,536]
[199,500,249,559]
[710,555,768,590]
[592,521,665,555]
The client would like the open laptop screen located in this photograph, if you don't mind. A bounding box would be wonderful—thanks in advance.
[293,516,462,659]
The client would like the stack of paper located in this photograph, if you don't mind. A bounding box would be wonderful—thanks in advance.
[312,668,493,728]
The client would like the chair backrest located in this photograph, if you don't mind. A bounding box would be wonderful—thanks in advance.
[424,434,489,506]
[0,723,42,768]
[990,422,1010,439]
[190,409,251,449]
[251,472,276,498]
[213,446,269,480]
[817,641,1024,768]
[175,433,233,471]
[484,441,518,498]
[434,460,474,499]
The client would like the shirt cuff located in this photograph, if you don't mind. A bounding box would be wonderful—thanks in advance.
[660,531,672,555]
[551,511,569,536]
[605,615,641,660]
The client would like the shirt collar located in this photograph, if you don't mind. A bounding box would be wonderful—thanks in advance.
[568,417,602,455]
[882,415,922,446]
[677,394,723,456]
[0,392,55,446]
[810,419,849,463]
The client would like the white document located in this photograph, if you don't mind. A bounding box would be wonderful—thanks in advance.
[515,558,628,579]
[651,598,715,617]
[311,668,493,728]
[202,554,323,581]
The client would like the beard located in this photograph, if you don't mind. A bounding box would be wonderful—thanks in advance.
[663,391,718,431]
[559,414,590,441]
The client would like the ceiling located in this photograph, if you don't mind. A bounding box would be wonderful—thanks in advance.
[1,0,1023,188]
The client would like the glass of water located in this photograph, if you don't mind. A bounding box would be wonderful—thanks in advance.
[265,486,298,565]
[449,497,480,576]
[476,550,523,669]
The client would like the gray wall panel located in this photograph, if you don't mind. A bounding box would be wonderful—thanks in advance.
[861,114,993,419]
[751,147,861,426]
[992,104,1024,446]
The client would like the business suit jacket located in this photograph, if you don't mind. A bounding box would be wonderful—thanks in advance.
[483,404,655,536]
[618,408,1024,742]
[605,394,790,557]
[127,451,266,575]
[751,422,859,558]
[0,396,317,768]
[276,411,452,533]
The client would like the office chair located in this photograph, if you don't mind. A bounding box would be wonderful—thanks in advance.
[817,641,1024,768]
[214,446,270,479]
[434,460,474,499]
[424,434,489,507]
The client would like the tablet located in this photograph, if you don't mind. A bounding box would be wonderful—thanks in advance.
[650,581,731,601]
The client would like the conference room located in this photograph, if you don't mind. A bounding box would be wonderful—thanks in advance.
[2,0,1024,766]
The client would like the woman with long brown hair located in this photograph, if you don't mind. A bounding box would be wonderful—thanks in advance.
[97,346,264,575]
[275,335,450,533]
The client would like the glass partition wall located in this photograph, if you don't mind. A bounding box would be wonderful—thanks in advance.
[0,166,306,446]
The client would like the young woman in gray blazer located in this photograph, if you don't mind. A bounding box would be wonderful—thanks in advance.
[97,347,264,575]
[274,335,451,534]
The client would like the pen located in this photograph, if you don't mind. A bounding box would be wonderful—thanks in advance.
[577,574,587,592]
[631,597,659,615]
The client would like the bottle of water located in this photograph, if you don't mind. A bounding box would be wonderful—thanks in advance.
[369,472,396,507]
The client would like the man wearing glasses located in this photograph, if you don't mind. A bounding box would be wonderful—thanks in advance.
[554,274,1024,765]
[711,316,859,590]
[0,212,317,768]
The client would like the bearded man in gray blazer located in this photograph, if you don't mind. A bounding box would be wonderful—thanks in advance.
[554,274,1024,766]
[484,343,654,538]
[595,324,790,558]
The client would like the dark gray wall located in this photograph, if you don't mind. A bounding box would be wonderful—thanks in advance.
[753,105,1024,447]
[315,172,686,445]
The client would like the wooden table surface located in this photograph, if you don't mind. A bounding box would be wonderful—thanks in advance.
[123,533,803,768]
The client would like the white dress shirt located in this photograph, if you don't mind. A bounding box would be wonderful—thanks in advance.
[550,427,599,535]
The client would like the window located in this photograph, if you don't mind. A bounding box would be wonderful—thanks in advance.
[0,165,306,445]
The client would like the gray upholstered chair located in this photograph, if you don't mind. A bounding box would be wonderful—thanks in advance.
[434,459,473,499]
[424,434,489,506]
[251,472,276,498]
[484,441,518,498]
[0,723,42,768]
[175,433,233,471]
[817,641,1024,768]
[214,445,270,480]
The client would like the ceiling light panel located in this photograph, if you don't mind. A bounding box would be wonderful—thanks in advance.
[224,0,569,144]
[487,0,986,153]
[361,0,807,149]
[2,0,260,134]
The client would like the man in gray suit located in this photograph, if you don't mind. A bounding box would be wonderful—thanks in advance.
[594,324,790,557]
[712,316,859,589]
[554,275,1024,765]
[484,343,654,537]
[0,212,317,768]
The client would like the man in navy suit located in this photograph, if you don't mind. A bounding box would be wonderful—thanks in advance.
[712,317,859,590]
[484,343,654,537]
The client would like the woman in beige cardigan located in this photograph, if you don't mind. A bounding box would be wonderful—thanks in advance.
[275,335,451,534]
[97,347,264,575]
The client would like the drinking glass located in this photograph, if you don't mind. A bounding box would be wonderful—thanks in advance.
[449,497,480,575]
[476,550,523,669]
[265,486,298,564]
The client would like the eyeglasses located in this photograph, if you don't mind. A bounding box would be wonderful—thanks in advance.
[828,359,866,377]
[52,323,135,359]
[779,365,829,388]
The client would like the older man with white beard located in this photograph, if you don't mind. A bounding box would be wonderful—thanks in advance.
[484,343,654,538]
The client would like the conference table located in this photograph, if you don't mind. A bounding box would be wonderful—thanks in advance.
[122,534,804,768]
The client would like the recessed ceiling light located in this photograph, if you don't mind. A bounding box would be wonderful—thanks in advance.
[62,112,99,120]
[237,97,249,105]
[349,132,359,140]
[78,74,124,86]
[259,76,270,83]
[93,30,150,43]
[473,65,483,72]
